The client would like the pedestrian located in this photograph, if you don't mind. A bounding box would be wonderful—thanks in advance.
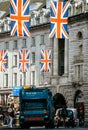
[8,104,15,128]
[0,106,3,126]
[3,112,7,125]
[79,116,84,127]
[61,106,68,127]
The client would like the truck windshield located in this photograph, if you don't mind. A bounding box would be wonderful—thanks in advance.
[21,99,47,111]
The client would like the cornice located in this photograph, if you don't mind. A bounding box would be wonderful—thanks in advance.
[31,22,50,31]
[68,12,88,24]
[0,22,50,38]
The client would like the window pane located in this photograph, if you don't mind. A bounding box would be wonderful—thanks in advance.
[32,37,35,46]
[13,55,17,66]
[20,74,22,86]
[23,39,26,48]
[58,39,65,76]
[14,73,17,86]
[41,35,44,44]
[24,72,26,85]
[31,71,35,85]
[31,52,35,64]
[5,42,8,49]
[4,74,8,87]
[14,40,17,49]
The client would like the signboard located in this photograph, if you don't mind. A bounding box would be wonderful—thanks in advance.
[13,86,22,96]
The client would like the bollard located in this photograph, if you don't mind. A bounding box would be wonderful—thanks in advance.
[15,114,20,127]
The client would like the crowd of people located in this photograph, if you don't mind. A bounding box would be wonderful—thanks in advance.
[0,103,19,128]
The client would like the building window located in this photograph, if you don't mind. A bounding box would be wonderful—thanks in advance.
[13,40,17,50]
[31,71,35,85]
[31,52,35,64]
[13,73,17,86]
[20,74,22,86]
[22,39,26,48]
[75,64,83,82]
[4,74,8,87]
[13,55,17,66]
[1,25,4,32]
[79,44,83,54]
[41,35,44,45]
[23,72,26,85]
[77,31,83,40]
[58,39,65,76]
[31,37,35,46]
[5,42,8,49]
[36,18,39,25]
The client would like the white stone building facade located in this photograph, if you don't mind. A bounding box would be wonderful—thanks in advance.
[0,0,88,126]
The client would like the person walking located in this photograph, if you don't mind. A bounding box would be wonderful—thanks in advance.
[62,106,68,127]
[0,105,3,126]
[8,104,15,128]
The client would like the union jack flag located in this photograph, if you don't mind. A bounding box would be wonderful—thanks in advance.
[10,0,31,36]
[0,50,8,72]
[49,1,70,39]
[19,49,30,72]
[40,49,52,72]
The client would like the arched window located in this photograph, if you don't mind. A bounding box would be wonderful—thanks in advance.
[77,31,83,40]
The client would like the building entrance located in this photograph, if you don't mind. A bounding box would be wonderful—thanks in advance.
[74,90,84,126]
[53,93,67,111]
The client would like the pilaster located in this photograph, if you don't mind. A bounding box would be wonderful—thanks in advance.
[64,39,69,76]
[53,38,58,76]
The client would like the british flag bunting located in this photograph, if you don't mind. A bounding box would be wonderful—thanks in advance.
[49,1,70,39]
[10,0,31,36]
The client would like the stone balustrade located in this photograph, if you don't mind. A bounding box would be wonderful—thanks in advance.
[0,0,88,33]
[69,0,88,16]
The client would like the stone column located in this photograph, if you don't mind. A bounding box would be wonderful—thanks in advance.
[53,38,58,76]
[71,4,74,16]
[64,39,69,75]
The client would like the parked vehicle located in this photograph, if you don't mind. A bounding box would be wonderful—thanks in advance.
[19,85,55,128]
[54,108,78,128]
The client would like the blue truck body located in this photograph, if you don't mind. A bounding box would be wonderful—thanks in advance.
[19,86,55,128]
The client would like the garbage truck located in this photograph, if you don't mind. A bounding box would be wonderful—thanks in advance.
[19,85,55,128]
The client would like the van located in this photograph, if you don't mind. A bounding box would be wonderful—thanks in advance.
[54,108,78,128]
[66,108,78,127]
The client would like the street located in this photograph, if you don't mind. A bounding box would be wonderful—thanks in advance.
[0,126,88,130]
